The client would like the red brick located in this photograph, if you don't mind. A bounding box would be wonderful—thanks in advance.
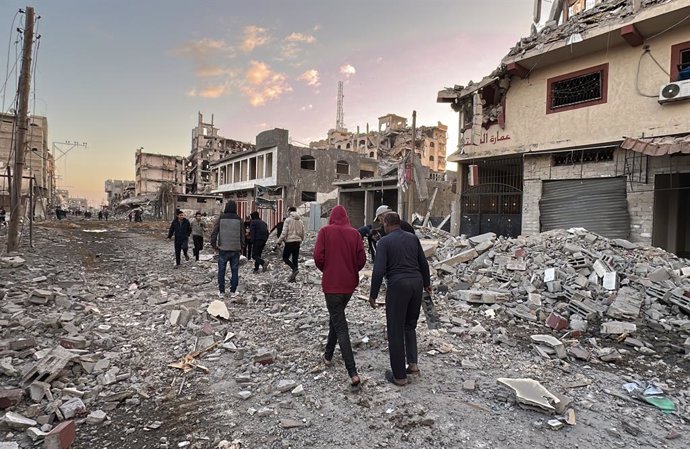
[545,312,568,331]
[0,388,24,409]
[44,420,76,449]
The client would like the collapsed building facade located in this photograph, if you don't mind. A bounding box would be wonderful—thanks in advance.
[186,112,256,195]
[0,113,55,216]
[438,0,690,257]
[310,113,448,173]
[104,179,135,209]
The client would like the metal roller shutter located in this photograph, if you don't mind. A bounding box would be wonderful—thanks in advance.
[540,177,629,239]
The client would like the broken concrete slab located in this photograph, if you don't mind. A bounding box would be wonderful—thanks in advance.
[419,239,438,258]
[438,248,478,266]
[497,378,560,414]
[601,321,637,335]
[469,232,496,245]
[44,420,76,449]
[207,300,230,320]
[530,335,566,359]
[86,410,107,425]
[2,411,38,430]
[59,397,86,420]
[606,287,643,320]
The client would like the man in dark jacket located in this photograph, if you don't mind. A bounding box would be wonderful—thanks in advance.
[249,211,269,272]
[211,201,243,298]
[314,205,366,391]
[369,212,431,387]
[168,210,192,267]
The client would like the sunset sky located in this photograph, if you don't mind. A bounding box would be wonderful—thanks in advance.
[0,0,533,204]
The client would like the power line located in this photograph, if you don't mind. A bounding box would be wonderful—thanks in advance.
[1,9,20,111]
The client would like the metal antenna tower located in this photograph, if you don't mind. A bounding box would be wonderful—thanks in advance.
[336,81,344,131]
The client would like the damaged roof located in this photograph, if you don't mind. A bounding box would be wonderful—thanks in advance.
[505,0,672,60]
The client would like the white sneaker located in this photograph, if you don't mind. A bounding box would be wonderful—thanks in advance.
[229,292,239,298]
[217,292,226,298]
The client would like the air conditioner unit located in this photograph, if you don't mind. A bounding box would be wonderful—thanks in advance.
[658,79,690,104]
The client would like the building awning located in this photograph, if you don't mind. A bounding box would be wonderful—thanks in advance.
[620,135,690,156]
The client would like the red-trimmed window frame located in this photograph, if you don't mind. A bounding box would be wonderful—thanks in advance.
[546,63,609,114]
[670,40,690,82]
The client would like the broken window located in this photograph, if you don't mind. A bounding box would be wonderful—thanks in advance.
[369,151,375,158]
[300,155,316,170]
[233,163,240,183]
[257,155,264,178]
[547,64,608,112]
[249,157,257,180]
[241,160,248,181]
[266,153,273,177]
[429,155,435,162]
[359,139,366,147]
[336,160,349,175]
[671,41,690,81]
[360,169,374,178]
[430,142,435,148]
[552,148,615,166]
[301,191,317,202]
[346,143,351,149]
[197,197,207,203]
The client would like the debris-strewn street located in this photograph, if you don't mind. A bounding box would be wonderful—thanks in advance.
[1,217,689,449]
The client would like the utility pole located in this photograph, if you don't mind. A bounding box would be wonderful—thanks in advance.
[7,6,35,253]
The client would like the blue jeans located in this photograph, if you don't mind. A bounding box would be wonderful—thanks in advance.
[218,250,240,293]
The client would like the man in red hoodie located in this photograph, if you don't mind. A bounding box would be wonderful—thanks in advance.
[313,205,366,391]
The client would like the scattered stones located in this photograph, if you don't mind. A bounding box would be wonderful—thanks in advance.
[600,321,637,335]
[530,335,566,359]
[86,410,107,425]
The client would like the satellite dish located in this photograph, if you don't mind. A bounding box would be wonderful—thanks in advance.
[662,83,680,98]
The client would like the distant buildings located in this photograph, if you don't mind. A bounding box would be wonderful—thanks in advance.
[0,112,54,214]
[309,113,448,172]
[104,179,135,208]
[210,128,378,228]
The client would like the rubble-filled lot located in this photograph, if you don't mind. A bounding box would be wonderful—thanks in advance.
[1,218,689,449]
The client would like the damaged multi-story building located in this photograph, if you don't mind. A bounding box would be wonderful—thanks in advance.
[104,179,135,209]
[309,113,448,173]
[210,128,379,228]
[438,0,690,256]
[0,112,55,216]
[186,112,255,194]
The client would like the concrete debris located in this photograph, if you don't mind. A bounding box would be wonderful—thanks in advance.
[530,335,566,359]
[497,378,561,414]
[1,218,688,448]
[206,300,230,320]
[601,321,637,335]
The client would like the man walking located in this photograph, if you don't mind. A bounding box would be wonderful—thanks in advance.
[276,206,305,282]
[191,211,206,261]
[314,205,366,391]
[369,212,431,386]
[167,210,192,267]
[249,211,269,272]
[211,200,243,298]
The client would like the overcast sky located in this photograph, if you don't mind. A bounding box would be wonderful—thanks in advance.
[0,0,533,204]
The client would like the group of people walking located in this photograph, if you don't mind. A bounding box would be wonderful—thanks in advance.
[167,201,430,390]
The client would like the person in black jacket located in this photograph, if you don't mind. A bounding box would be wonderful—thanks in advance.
[168,210,192,267]
[249,211,269,272]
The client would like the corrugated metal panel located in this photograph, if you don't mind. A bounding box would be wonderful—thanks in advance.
[540,177,629,239]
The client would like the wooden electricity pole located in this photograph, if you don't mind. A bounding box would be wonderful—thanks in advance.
[7,6,35,252]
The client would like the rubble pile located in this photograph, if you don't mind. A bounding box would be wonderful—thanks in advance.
[420,227,690,361]
[1,220,689,448]
[508,0,670,59]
